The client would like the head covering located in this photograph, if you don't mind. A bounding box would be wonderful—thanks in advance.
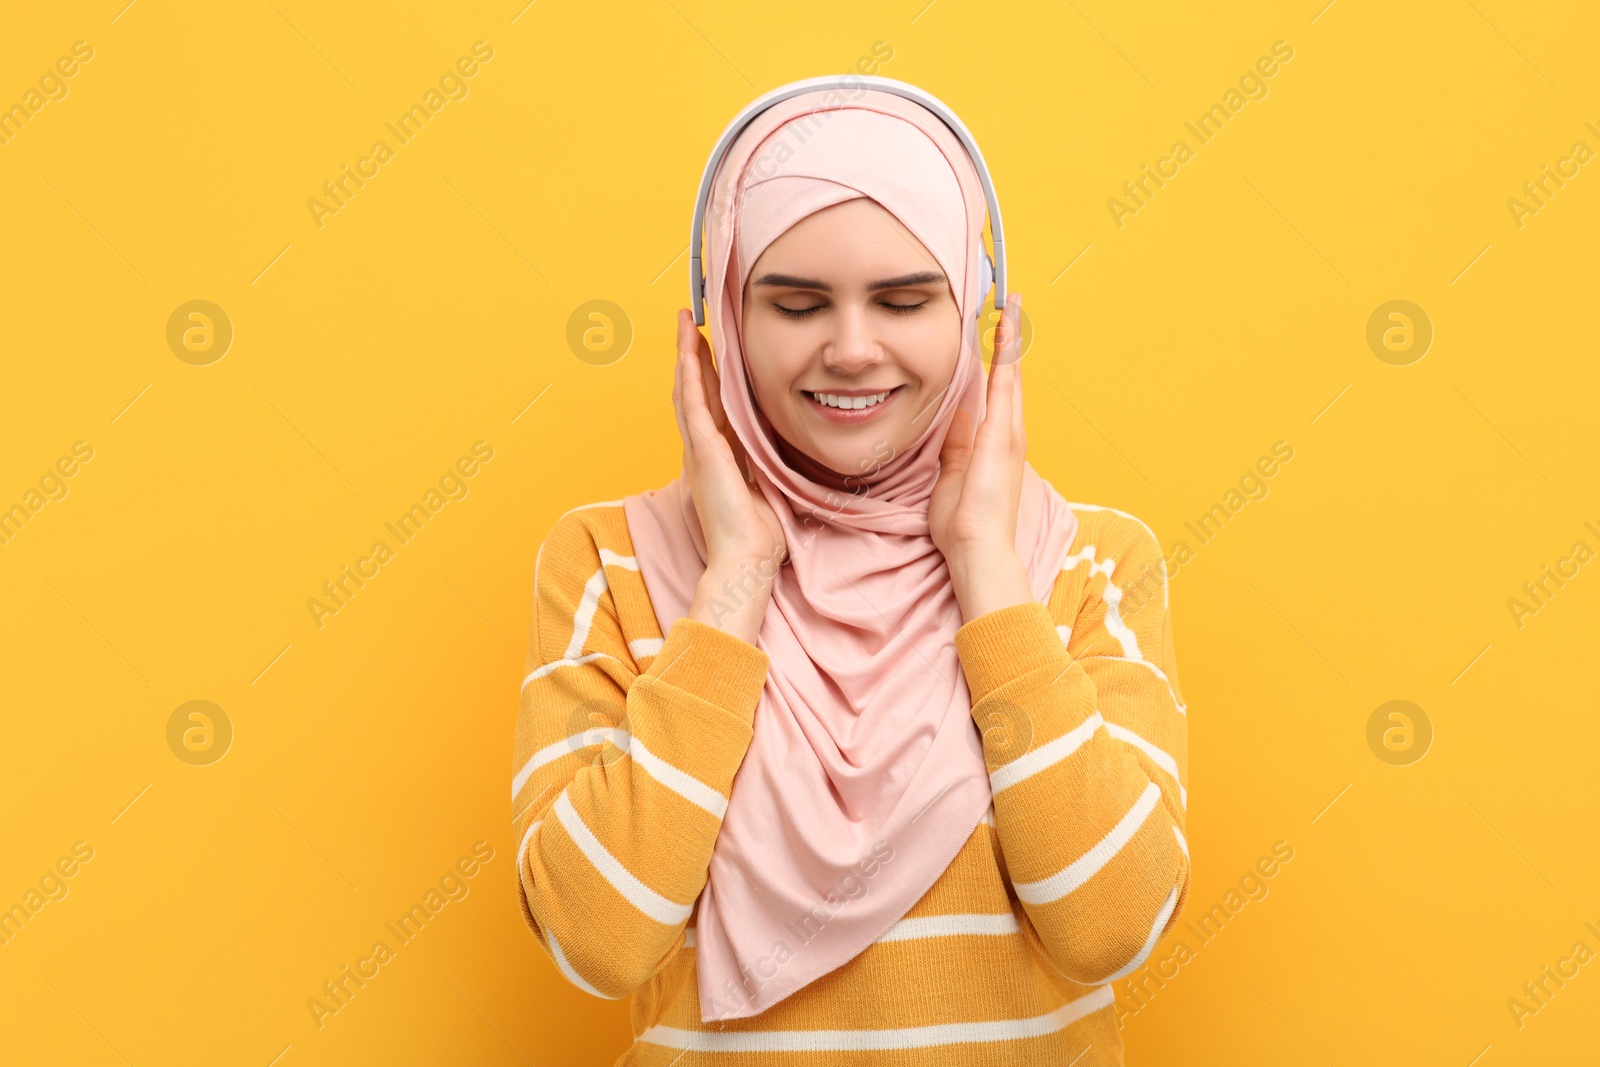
[623,82,1077,1021]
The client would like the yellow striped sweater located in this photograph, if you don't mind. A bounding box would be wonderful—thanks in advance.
[513,496,1190,1065]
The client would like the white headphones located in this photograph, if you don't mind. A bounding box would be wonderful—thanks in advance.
[688,74,1004,328]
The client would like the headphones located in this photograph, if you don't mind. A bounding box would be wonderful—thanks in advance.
[688,74,1005,328]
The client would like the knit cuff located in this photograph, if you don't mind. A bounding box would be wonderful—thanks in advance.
[642,616,771,726]
[953,599,1068,704]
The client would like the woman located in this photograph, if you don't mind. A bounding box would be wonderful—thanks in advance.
[514,80,1190,1065]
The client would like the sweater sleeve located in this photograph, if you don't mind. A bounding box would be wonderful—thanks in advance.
[953,515,1189,986]
[511,509,770,999]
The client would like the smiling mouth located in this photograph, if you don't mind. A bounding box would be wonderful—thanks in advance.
[802,386,903,410]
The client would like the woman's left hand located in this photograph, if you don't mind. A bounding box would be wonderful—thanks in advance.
[930,292,1037,621]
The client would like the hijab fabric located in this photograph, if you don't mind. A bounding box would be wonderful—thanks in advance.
[623,84,1077,1021]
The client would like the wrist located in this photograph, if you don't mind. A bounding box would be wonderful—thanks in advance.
[690,556,778,646]
[943,539,1018,580]
[945,543,1034,623]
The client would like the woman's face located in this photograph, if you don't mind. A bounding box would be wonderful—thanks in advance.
[740,198,962,489]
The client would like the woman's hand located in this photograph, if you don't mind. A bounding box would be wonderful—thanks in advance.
[929,293,1037,623]
[673,309,787,644]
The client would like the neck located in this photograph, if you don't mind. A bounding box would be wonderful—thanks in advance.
[775,434,857,493]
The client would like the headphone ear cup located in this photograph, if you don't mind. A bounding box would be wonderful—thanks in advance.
[975,251,994,318]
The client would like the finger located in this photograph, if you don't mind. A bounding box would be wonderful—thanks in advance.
[994,291,1022,368]
[1009,294,1026,444]
[679,328,737,470]
[729,426,756,484]
[692,324,732,437]
[690,321,748,478]
[673,315,696,463]
[991,293,1021,426]
[980,301,1015,444]
[940,407,975,478]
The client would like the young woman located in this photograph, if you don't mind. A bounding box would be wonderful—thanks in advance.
[514,81,1190,1065]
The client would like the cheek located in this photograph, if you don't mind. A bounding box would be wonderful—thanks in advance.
[743,321,805,399]
[903,311,961,387]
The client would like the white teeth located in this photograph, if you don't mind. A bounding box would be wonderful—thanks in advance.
[810,390,892,409]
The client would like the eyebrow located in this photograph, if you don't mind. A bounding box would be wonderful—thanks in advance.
[751,270,946,293]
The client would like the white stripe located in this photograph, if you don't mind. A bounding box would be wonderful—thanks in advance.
[1102,722,1178,781]
[1059,530,1187,714]
[547,929,619,999]
[530,500,622,665]
[989,712,1104,794]
[1061,544,1141,658]
[629,637,664,660]
[512,728,626,800]
[980,804,995,827]
[516,819,542,870]
[1014,782,1163,905]
[520,651,624,689]
[1098,563,1142,660]
[1060,544,1099,573]
[875,912,1020,943]
[553,790,693,926]
[1056,624,1072,645]
[1082,883,1181,985]
[565,567,611,659]
[1173,825,1189,861]
[1101,656,1188,715]
[1103,722,1185,808]
[641,986,1113,1052]
[1064,501,1168,611]
[599,548,639,570]
[615,731,728,819]
[558,551,640,663]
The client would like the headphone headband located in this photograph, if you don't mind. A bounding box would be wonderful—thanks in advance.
[688,74,1005,327]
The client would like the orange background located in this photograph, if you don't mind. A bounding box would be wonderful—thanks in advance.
[2,1,1597,1064]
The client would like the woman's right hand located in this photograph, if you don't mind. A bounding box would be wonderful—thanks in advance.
[673,309,787,642]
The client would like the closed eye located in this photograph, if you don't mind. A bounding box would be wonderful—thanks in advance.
[772,299,929,319]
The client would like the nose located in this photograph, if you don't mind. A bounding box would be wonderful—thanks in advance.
[820,303,883,377]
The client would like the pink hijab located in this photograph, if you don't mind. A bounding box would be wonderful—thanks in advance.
[623,84,1077,1021]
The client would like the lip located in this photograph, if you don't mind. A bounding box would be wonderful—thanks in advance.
[802,385,903,424]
